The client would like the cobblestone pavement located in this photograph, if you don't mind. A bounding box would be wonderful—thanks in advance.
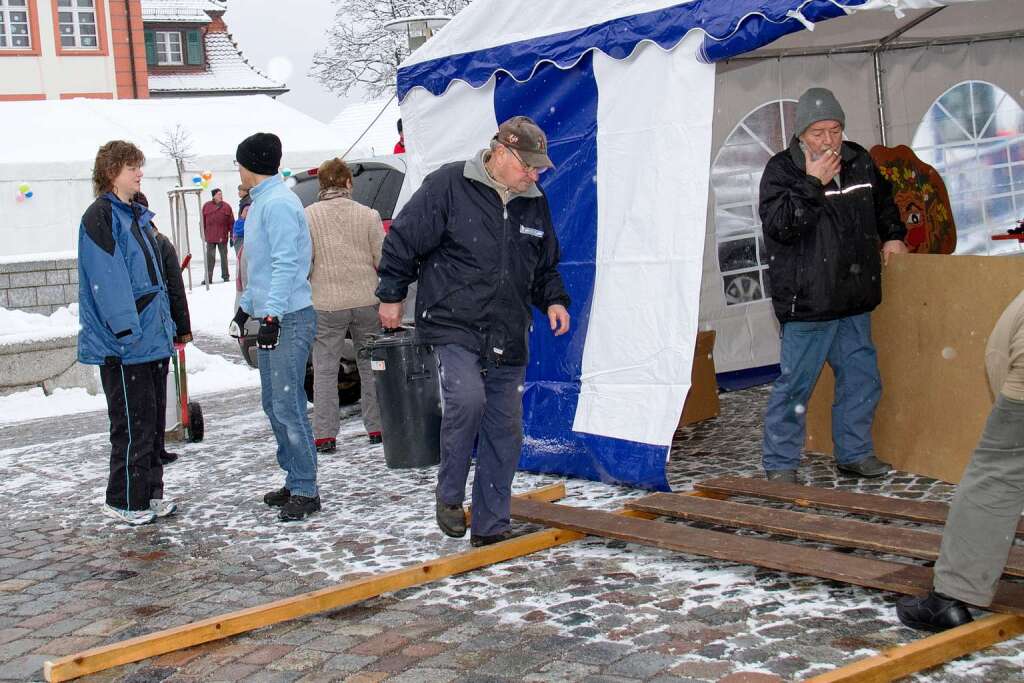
[1,382,1022,682]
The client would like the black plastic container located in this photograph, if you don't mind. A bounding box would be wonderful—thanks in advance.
[367,329,442,468]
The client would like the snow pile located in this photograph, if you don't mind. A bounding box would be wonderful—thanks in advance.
[0,304,80,346]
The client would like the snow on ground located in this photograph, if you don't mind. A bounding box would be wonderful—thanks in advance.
[0,279,256,426]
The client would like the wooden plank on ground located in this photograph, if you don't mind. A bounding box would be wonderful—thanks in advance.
[695,476,1024,537]
[44,483,569,683]
[627,493,1024,578]
[511,499,1024,615]
[805,613,1024,683]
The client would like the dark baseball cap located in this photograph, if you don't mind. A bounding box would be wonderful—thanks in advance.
[495,116,554,169]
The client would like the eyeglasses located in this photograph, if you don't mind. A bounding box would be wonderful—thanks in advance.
[232,159,239,168]
[506,146,547,176]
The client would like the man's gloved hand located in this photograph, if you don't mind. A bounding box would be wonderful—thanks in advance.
[174,332,193,345]
[257,316,280,350]
[228,307,249,338]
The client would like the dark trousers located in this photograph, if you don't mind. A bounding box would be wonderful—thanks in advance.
[205,241,229,282]
[435,344,527,537]
[100,358,169,511]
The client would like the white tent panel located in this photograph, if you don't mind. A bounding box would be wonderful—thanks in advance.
[573,34,714,446]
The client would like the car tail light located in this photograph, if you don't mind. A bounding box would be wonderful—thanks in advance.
[307,167,318,176]
[382,219,392,233]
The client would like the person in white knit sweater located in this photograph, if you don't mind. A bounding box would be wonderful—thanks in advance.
[305,158,385,451]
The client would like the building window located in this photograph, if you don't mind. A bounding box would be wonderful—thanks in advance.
[711,100,797,306]
[56,0,97,49]
[0,0,31,49]
[912,81,1024,255]
[154,30,183,65]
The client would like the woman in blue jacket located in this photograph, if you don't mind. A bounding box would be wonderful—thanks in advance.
[78,141,177,526]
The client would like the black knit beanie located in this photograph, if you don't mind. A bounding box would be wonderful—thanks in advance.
[236,132,282,176]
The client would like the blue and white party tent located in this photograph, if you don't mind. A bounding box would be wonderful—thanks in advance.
[395,0,1020,490]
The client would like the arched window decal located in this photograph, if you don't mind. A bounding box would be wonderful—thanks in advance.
[912,81,1024,255]
[711,99,796,306]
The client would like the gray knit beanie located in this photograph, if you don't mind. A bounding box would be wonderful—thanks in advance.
[795,87,846,136]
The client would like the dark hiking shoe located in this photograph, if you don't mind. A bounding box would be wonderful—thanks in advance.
[436,501,467,538]
[837,455,891,478]
[315,438,337,454]
[766,469,798,484]
[278,495,321,521]
[160,451,179,465]
[263,487,290,507]
[896,591,974,632]
[470,530,515,547]
[368,432,383,445]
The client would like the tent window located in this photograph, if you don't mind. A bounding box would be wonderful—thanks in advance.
[0,0,31,50]
[154,30,183,65]
[711,99,796,306]
[912,81,1024,255]
[56,0,97,49]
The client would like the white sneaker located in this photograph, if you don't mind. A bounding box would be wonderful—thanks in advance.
[103,504,156,526]
[149,498,178,517]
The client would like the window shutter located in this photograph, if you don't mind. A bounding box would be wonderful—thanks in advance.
[185,29,202,65]
[144,30,157,65]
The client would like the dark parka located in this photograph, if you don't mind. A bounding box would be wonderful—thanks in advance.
[376,155,570,366]
[152,230,192,342]
[759,139,906,324]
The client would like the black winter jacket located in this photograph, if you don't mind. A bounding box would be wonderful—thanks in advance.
[759,139,906,324]
[152,230,192,342]
[376,156,570,366]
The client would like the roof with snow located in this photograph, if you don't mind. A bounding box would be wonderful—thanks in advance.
[140,0,223,23]
[329,98,402,158]
[0,95,348,175]
[148,30,287,96]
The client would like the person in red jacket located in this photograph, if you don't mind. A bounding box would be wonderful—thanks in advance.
[394,118,405,154]
[201,188,234,284]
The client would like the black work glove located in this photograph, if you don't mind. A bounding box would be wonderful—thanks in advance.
[228,307,249,338]
[257,315,280,350]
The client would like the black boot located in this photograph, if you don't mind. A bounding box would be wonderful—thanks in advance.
[263,487,290,507]
[159,451,179,465]
[470,530,514,547]
[896,591,974,632]
[278,495,321,521]
[436,501,466,538]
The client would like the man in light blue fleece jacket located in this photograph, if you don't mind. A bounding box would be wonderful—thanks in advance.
[228,132,320,522]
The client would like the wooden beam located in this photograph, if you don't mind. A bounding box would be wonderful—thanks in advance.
[805,614,1024,683]
[44,483,568,682]
[628,493,1024,577]
[510,499,1024,614]
[695,476,1024,537]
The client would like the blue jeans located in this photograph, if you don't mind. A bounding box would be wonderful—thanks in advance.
[763,313,881,472]
[258,306,318,497]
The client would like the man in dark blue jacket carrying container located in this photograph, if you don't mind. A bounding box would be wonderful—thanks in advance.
[376,116,571,547]
[78,141,178,526]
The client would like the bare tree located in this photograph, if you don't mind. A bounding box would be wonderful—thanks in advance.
[154,124,195,186]
[311,0,471,98]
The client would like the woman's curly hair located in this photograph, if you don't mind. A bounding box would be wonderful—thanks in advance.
[92,140,145,197]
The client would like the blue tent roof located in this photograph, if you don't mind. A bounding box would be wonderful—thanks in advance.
[397,0,873,100]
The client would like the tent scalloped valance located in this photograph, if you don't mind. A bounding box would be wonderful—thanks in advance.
[396,0,872,101]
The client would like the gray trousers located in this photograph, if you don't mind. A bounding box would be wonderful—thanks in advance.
[934,393,1024,606]
[205,241,229,281]
[312,306,381,438]
[435,344,527,537]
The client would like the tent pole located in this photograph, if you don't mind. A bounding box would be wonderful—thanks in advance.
[872,51,888,146]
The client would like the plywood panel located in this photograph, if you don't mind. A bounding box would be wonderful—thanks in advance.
[806,254,1024,483]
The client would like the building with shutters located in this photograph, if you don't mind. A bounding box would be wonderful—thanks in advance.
[0,0,284,100]
[142,0,286,98]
